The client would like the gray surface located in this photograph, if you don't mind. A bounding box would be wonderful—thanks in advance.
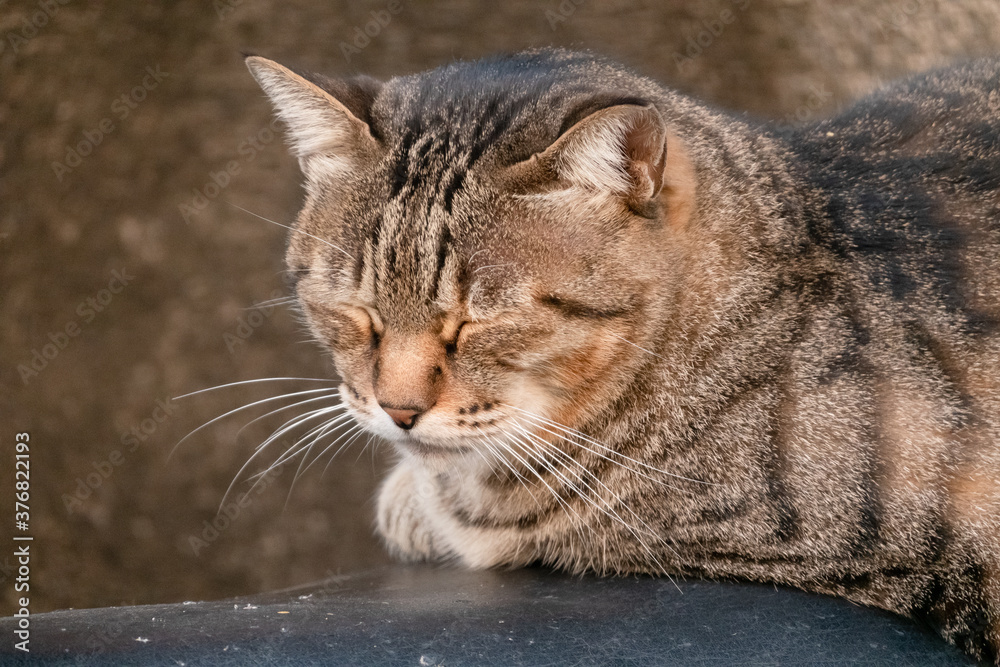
[0,566,974,665]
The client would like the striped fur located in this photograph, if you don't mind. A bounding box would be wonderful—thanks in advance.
[247,50,1000,662]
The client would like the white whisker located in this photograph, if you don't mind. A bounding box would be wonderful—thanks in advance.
[513,424,677,581]
[264,411,354,469]
[170,387,342,461]
[480,434,543,510]
[286,419,366,506]
[517,416,692,495]
[236,390,343,440]
[246,296,298,309]
[507,405,709,486]
[478,428,583,525]
[473,263,516,274]
[222,405,348,509]
[607,332,668,361]
[319,425,369,477]
[174,377,338,401]
[227,202,354,261]
[511,421,679,574]
[497,430,594,550]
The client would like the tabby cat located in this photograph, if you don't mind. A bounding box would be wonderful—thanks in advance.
[245,49,1000,662]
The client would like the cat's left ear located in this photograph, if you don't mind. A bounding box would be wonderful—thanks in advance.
[509,104,669,212]
[245,56,381,184]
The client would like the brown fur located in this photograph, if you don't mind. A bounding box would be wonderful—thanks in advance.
[247,50,1000,662]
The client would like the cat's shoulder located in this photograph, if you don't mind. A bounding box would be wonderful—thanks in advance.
[816,58,1000,135]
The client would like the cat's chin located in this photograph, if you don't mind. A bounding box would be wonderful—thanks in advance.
[392,434,475,458]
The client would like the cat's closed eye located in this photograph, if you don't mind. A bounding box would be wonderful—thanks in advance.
[359,307,383,348]
[443,321,467,356]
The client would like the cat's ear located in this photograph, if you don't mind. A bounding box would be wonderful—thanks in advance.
[512,104,669,211]
[245,56,381,183]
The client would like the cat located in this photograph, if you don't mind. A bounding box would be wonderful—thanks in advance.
[244,48,1000,662]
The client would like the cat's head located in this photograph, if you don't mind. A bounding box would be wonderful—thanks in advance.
[246,50,694,459]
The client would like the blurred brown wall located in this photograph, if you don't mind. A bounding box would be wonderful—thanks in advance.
[2,0,999,613]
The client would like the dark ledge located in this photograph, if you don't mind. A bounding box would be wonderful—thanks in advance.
[0,565,974,665]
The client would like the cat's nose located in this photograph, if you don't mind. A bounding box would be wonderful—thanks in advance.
[381,405,423,430]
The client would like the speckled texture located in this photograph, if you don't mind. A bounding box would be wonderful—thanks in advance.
[3,0,1000,614]
[0,566,975,666]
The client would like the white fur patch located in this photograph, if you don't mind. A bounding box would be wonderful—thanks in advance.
[554,114,634,195]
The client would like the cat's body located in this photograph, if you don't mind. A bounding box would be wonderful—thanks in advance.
[246,50,1000,661]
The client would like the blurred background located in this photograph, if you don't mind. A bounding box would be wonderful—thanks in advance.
[2,0,1000,614]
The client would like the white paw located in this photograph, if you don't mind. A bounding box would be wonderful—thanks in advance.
[375,463,443,562]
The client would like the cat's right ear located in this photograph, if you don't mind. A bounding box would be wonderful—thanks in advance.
[245,56,381,185]
[501,103,692,221]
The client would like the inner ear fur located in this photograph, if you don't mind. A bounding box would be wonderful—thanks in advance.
[245,55,381,182]
[502,103,695,228]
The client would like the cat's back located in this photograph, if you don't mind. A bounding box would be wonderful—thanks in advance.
[765,62,1000,657]
[796,57,1000,176]
[787,58,1000,344]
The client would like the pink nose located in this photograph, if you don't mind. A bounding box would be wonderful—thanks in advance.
[382,406,422,430]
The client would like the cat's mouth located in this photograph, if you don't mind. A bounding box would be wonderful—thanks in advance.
[338,383,501,457]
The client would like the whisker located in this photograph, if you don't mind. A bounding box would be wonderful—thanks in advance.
[480,434,543,510]
[510,435,677,582]
[507,429,628,523]
[516,416,692,495]
[607,332,668,361]
[174,377,338,401]
[473,263,516,274]
[254,404,348,456]
[467,248,489,264]
[221,405,348,509]
[245,296,299,309]
[478,428,583,525]
[170,387,341,461]
[263,411,353,469]
[319,425,369,477]
[282,266,343,273]
[511,421,679,572]
[507,406,710,485]
[285,420,366,507]
[496,430,594,550]
[226,201,354,261]
[236,391,342,441]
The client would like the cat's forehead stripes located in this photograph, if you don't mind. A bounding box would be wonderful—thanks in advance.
[353,190,468,331]
[322,50,669,331]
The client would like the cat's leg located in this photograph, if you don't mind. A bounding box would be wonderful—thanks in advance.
[376,461,443,562]
[376,459,531,569]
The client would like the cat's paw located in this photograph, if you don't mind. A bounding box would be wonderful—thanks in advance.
[376,463,443,562]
